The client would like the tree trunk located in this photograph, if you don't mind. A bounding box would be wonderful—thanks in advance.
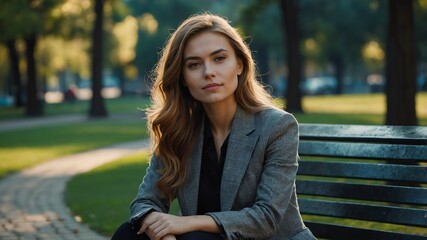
[6,39,24,107]
[385,0,417,125]
[89,0,108,118]
[280,0,303,113]
[25,33,43,116]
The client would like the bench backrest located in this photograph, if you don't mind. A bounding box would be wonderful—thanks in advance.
[297,124,427,240]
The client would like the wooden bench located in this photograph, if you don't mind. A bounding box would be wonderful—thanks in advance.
[297,124,427,240]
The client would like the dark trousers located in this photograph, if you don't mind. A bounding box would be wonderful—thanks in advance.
[111,222,223,240]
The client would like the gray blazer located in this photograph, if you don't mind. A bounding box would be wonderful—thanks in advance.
[130,107,316,240]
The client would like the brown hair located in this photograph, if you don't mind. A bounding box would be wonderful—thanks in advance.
[146,13,274,203]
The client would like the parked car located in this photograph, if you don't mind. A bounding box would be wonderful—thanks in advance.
[300,76,337,95]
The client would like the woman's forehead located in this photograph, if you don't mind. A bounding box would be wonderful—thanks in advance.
[184,32,233,57]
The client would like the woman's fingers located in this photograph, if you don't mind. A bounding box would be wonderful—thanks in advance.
[138,212,187,239]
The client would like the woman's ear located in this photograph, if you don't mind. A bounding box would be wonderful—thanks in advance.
[237,59,243,76]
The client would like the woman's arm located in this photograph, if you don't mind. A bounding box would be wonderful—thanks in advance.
[131,155,220,239]
[130,155,170,227]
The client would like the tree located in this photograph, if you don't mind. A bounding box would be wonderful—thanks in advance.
[89,0,108,118]
[25,32,43,116]
[0,1,27,108]
[385,0,417,125]
[239,1,286,93]
[280,0,303,112]
[300,0,388,94]
[415,0,427,91]
[0,0,65,115]
[129,0,204,81]
[5,39,23,107]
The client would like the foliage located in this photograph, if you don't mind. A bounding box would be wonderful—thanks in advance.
[300,0,388,75]
[239,0,286,85]
[415,0,427,68]
[0,45,8,84]
[37,36,91,80]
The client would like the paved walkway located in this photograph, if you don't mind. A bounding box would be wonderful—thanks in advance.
[0,114,87,132]
[0,113,144,133]
[0,116,150,239]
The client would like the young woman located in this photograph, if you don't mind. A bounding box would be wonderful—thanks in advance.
[112,13,316,240]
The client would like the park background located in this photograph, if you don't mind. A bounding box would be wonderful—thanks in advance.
[1,0,427,238]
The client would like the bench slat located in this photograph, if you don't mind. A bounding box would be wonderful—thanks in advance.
[296,180,427,205]
[299,141,427,161]
[304,221,427,240]
[298,160,427,183]
[299,124,427,144]
[299,199,427,227]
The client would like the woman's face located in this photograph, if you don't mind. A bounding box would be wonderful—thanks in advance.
[182,31,243,107]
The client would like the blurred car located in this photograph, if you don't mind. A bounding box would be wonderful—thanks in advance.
[75,76,121,100]
[300,76,338,95]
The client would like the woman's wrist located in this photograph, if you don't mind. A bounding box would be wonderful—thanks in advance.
[186,215,221,233]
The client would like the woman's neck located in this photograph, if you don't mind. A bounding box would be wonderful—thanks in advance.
[203,101,237,137]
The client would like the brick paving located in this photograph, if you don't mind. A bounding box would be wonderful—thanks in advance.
[0,140,149,240]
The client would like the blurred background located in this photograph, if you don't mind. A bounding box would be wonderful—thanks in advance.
[1,1,427,237]
[0,0,426,125]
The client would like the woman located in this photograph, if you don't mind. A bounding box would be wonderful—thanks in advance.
[112,13,316,240]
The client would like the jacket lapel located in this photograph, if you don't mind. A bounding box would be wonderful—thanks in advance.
[178,108,259,214]
[178,119,204,215]
[220,107,259,211]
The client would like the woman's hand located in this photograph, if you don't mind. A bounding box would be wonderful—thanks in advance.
[138,212,189,240]
[161,235,176,240]
[138,212,221,240]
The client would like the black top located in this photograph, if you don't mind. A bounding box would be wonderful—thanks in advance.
[197,120,230,215]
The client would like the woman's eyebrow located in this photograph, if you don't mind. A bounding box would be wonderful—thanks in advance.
[183,48,228,62]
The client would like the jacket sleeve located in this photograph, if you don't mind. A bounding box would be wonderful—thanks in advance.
[129,154,170,226]
[206,112,300,239]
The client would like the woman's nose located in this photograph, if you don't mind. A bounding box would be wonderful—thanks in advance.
[204,63,215,79]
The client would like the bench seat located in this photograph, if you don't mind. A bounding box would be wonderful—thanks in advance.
[297,124,427,240]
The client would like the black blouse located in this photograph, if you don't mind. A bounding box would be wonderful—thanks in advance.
[197,120,230,215]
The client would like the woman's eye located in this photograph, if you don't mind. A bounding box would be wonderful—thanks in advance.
[188,62,200,69]
[214,56,226,62]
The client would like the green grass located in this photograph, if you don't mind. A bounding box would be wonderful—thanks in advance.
[66,152,181,236]
[0,96,151,120]
[280,92,427,125]
[0,96,150,178]
[0,118,146,178]
[66,152,150,236]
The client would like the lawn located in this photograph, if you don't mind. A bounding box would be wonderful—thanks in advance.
[295,92,427,125]
[0,95,152,119]
[0,118,147,178]
[66,152,151,236]
[0,96,150,178]
[64,93,427,237]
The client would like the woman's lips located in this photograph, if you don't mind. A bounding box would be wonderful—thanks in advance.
[202,83,222,90]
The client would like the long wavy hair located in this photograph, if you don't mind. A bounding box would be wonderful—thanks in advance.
[146,13,275,203]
